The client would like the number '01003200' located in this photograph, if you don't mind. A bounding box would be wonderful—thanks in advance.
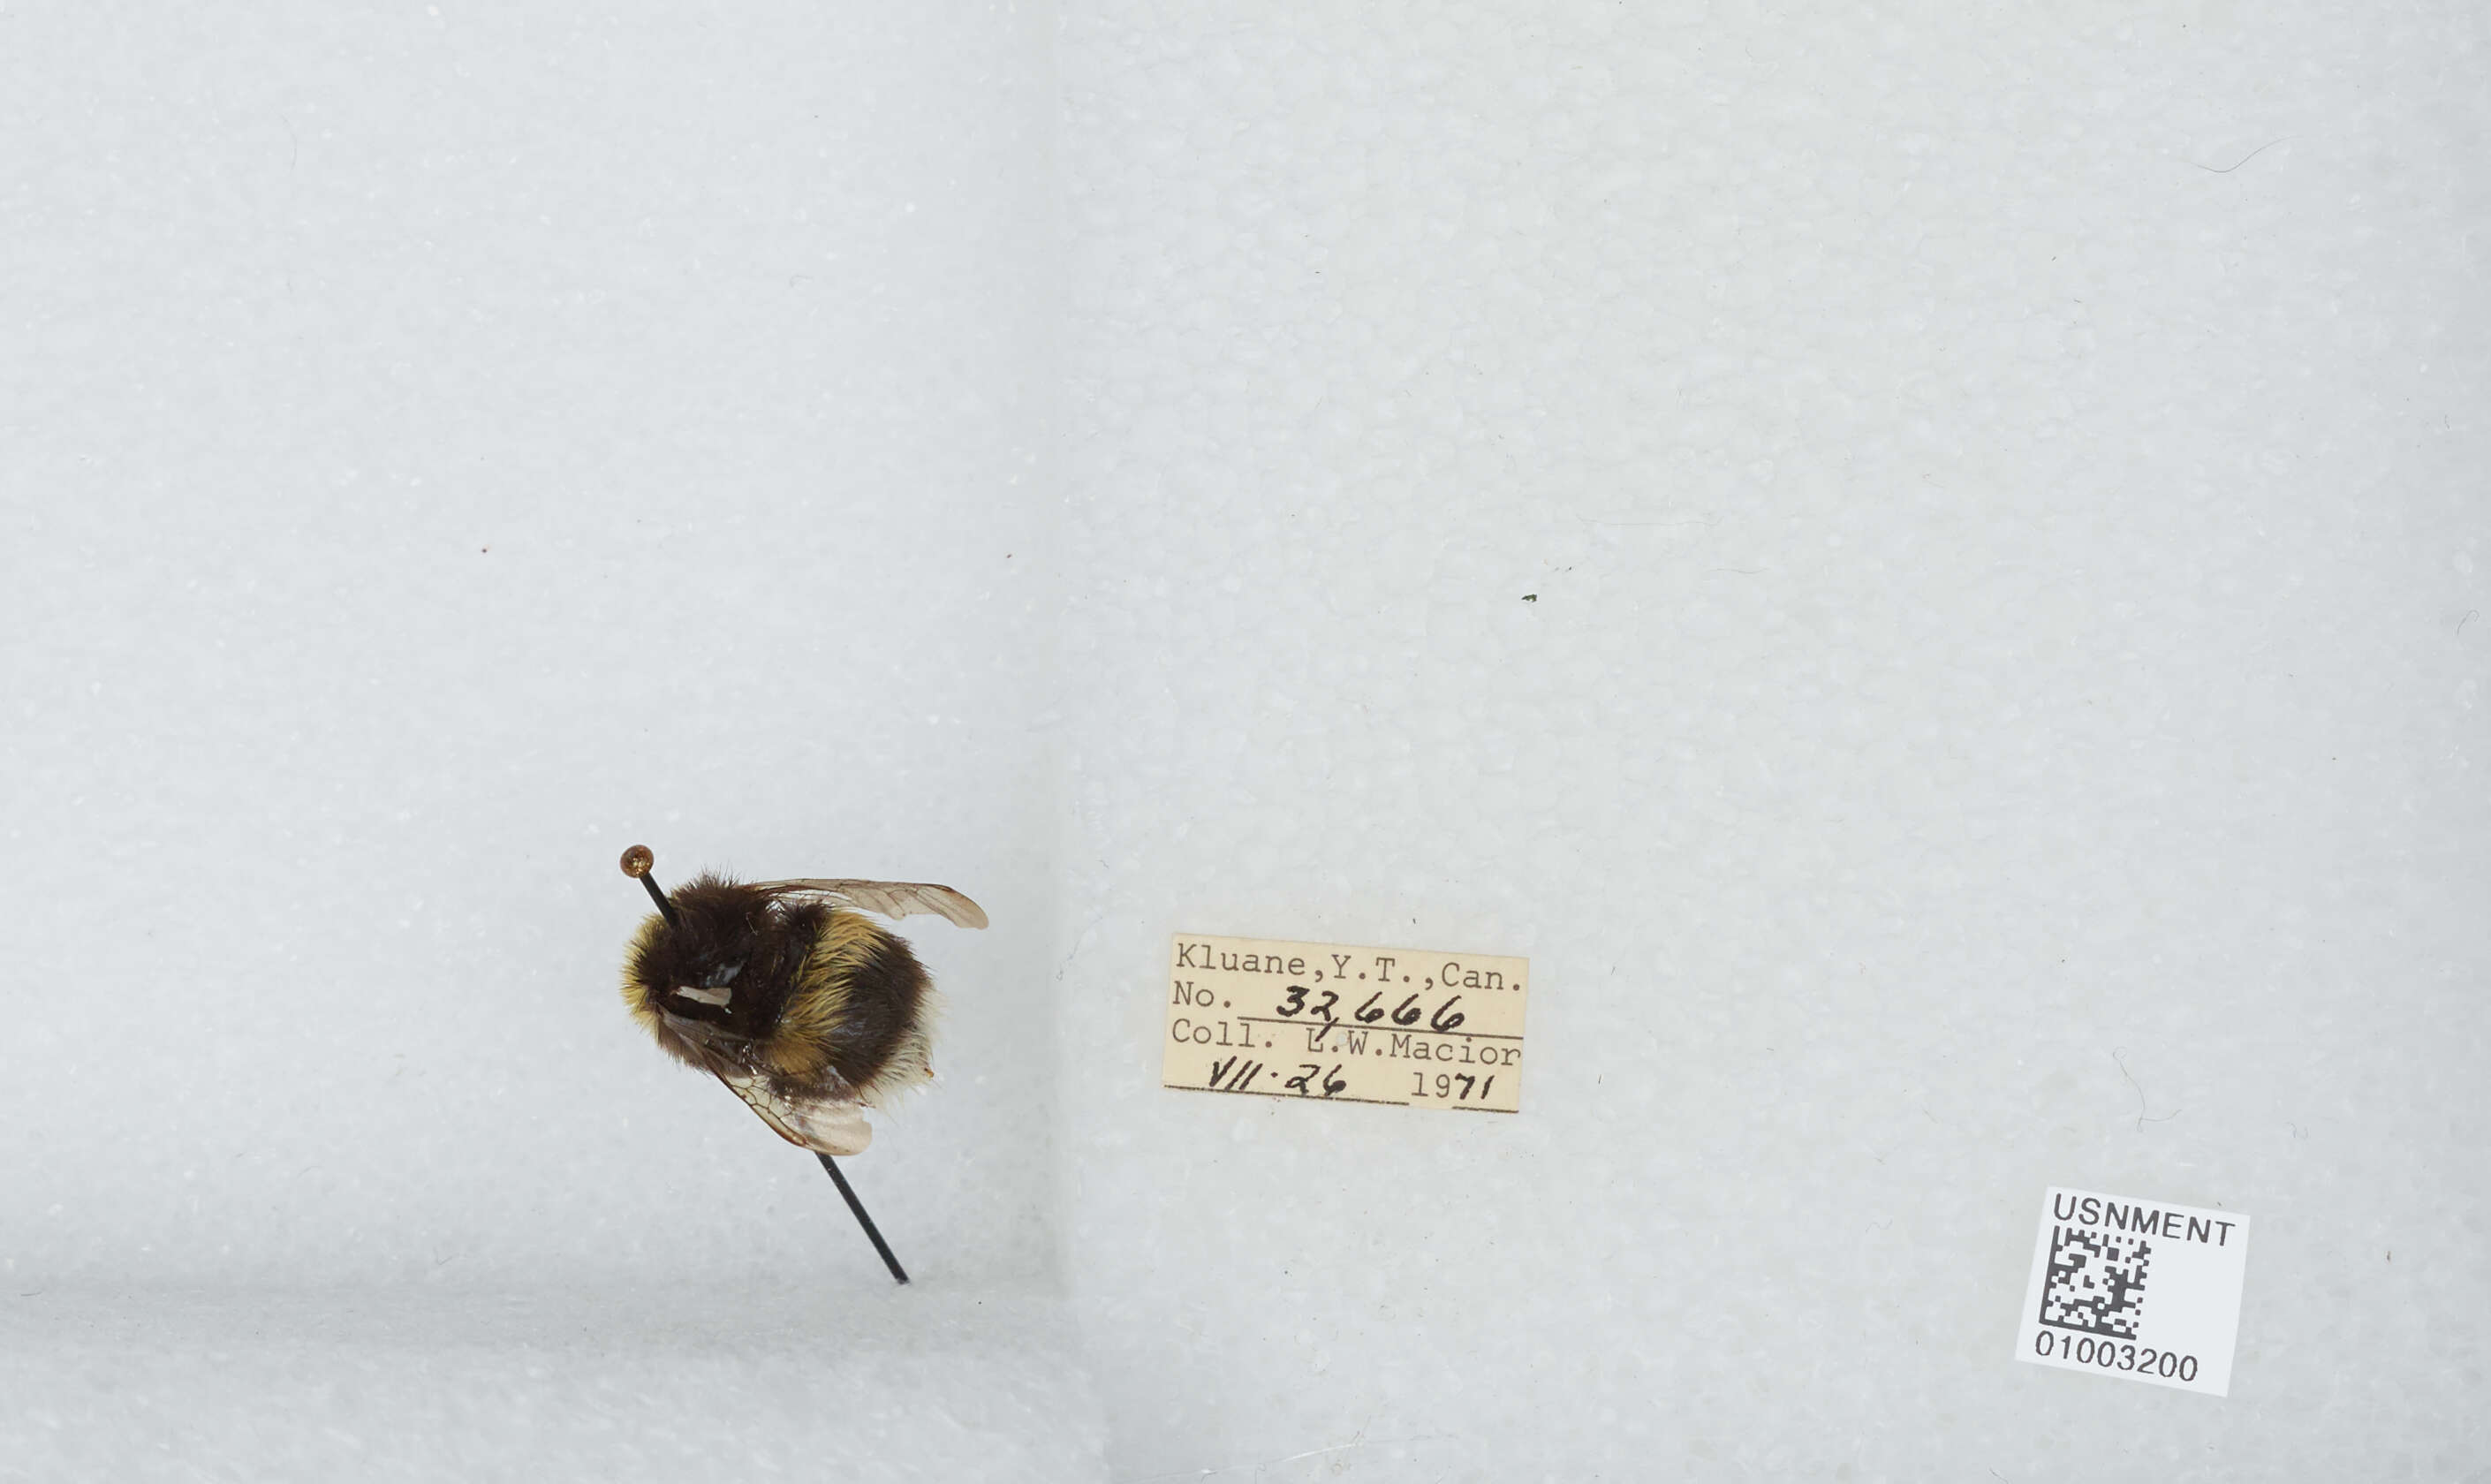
[2032,1329,2199,1382]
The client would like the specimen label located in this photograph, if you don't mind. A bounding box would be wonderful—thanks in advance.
[1162,934,1528,1113]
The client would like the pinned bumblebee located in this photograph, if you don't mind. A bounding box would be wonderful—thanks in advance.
[618,844,987,1283]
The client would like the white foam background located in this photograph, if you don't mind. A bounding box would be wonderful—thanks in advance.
[3,3,1089,1476]
[1053,2,2486,1479]
[5,1,2487,1480]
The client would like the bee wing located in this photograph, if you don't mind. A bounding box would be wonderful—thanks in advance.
[753,878,989,929]
[710,1067,874,1156]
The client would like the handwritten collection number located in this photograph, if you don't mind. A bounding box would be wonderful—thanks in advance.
[1275,983,1465,1034]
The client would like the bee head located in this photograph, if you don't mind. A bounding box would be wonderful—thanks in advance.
[619,847,779,1051]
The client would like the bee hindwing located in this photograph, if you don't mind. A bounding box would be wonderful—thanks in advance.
[710,1067,874,1156]
[753,878,989,929]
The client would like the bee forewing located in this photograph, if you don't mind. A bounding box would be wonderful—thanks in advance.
[753,878,989,929]
[710,1069,874,1156]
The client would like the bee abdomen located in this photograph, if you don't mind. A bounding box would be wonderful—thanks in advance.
[771,910,936,1105]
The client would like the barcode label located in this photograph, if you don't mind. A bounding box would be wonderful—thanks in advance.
[2039,1224,2153,1337]
[2014,1187,2251,1396]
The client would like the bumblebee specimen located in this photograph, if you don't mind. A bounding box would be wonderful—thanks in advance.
[618,844,987,1157]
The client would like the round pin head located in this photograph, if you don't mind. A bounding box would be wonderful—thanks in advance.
[620,844,678,926]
